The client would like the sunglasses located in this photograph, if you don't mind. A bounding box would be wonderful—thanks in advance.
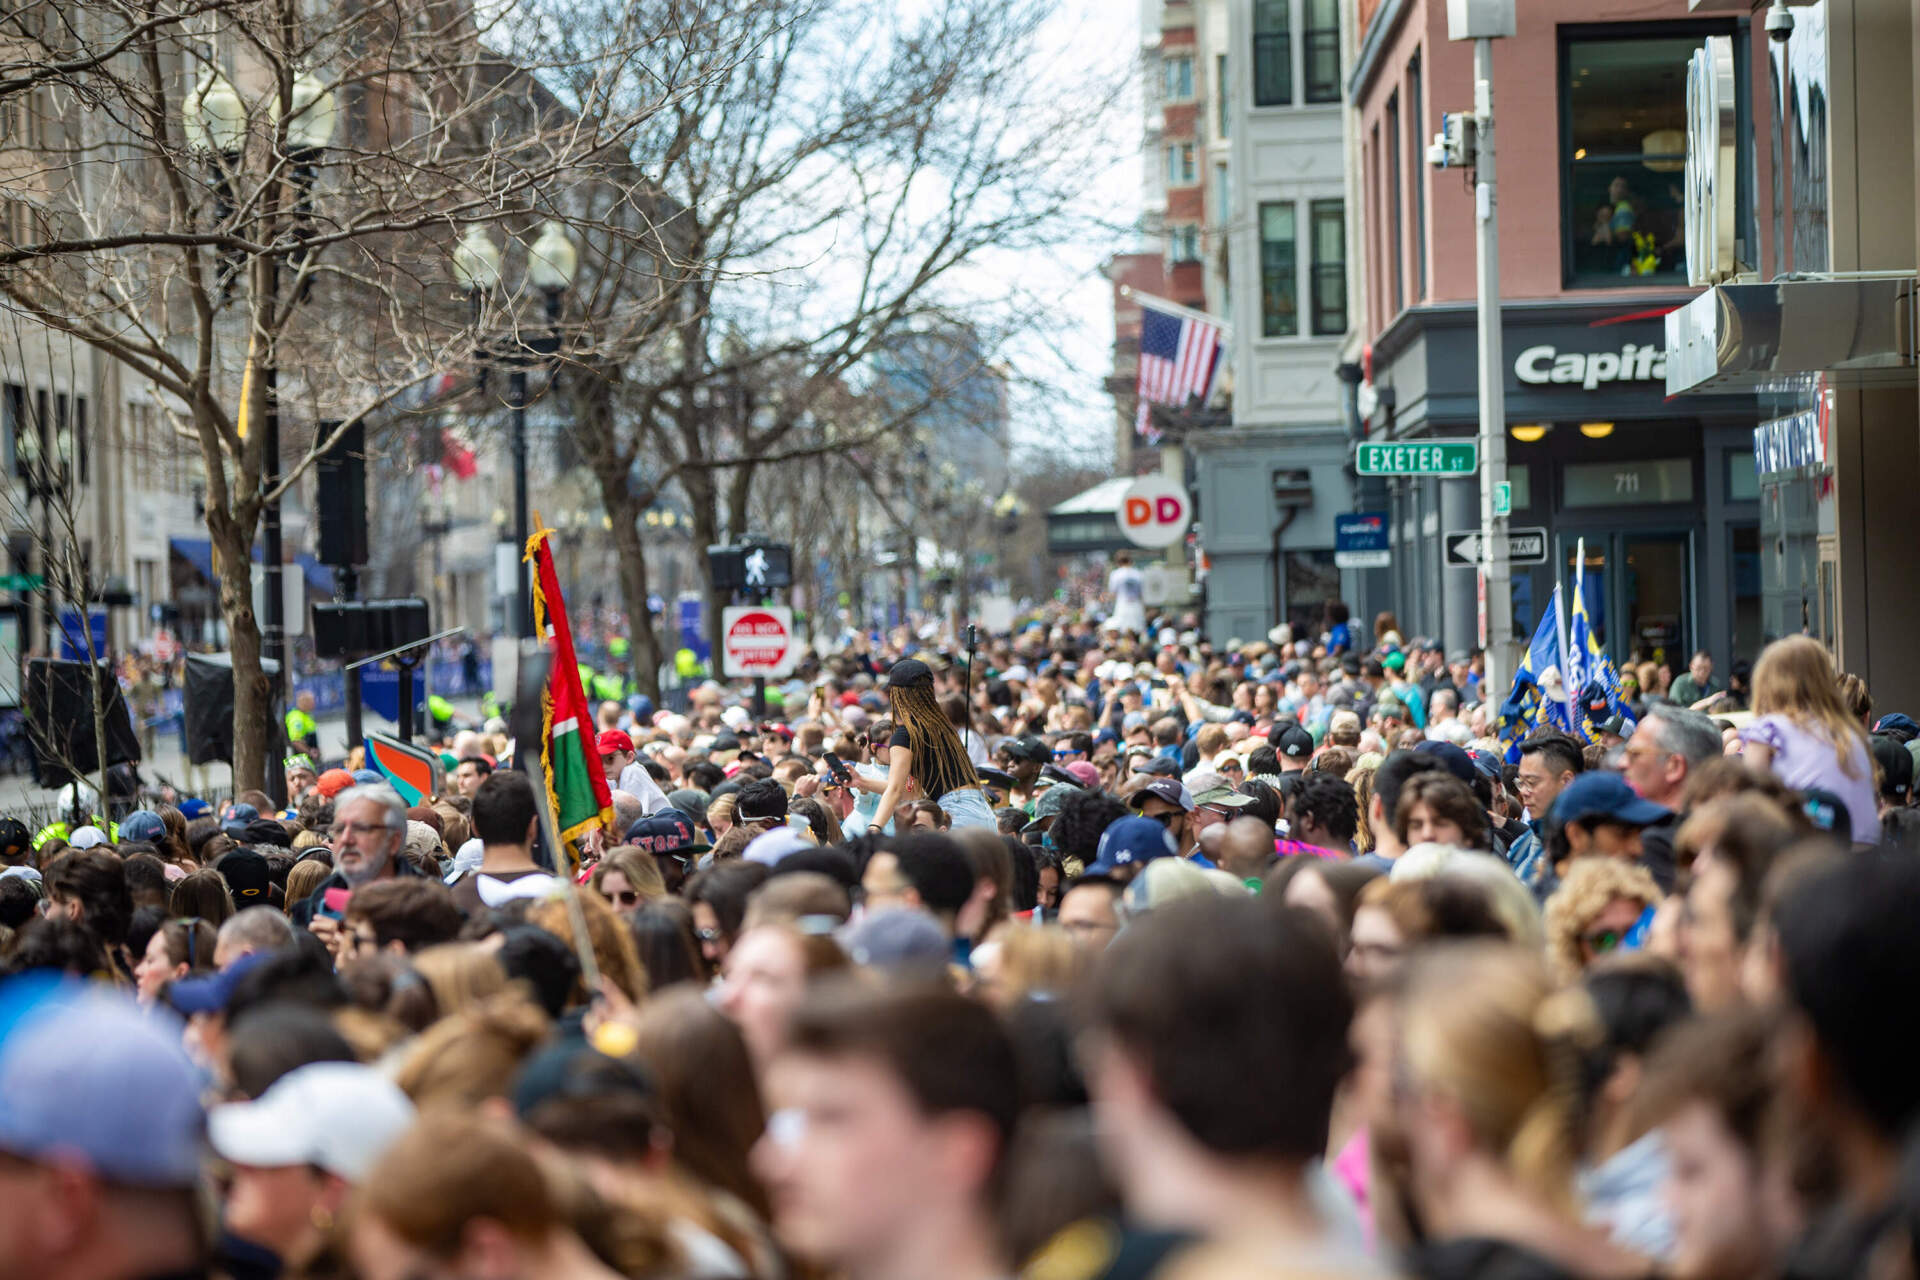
[607,889,641,908]
[1142,811,1180,829]
[1581,928,1625,955]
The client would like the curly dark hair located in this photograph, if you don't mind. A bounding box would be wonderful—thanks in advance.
[1288,772,1360,845]
[1048,788,1130,864]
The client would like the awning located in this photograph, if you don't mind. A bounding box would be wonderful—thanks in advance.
[169,537,215,583]
[296,553,335,594]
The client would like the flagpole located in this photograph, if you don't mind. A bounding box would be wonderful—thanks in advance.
[1118,285,1235,337]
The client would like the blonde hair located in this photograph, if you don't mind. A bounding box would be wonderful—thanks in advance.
[590,846,669,906]
[526,889,650,1004]
[706,793,738,831]
[1751,635,1869,779]
[397,991,551,1110]
[1542,858,1662,982]
[993,925,1087,1002]
[1347,761,1380,853]
[1398,943,1601,1212]
[412,942,508,1019]
[283,859,330,915]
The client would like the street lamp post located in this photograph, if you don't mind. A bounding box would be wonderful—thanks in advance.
[184,67,334,807]
[453,220,575,640]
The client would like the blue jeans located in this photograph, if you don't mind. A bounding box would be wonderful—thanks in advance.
[938,787,997,831]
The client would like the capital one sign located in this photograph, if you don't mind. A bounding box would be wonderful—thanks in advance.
[1514,342,1667,391]
[1117,475,1190,549]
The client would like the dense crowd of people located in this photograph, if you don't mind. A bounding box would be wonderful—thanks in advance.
[2,604,1919,1280]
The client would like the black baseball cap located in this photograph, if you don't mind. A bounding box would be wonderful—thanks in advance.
[216,848,272,902]
[998,736,1050,765]
[885,658,934,689]
[0,818,30,863]
[1871,735,1913,801]
[1269,722,1314,760]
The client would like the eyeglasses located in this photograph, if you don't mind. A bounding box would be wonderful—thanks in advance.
[607,890,640,908]
[327,821,391,842]
[1142,810,1180,829]
[695,928,720,943]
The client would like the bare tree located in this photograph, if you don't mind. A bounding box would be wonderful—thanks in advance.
[518,0,1121,694]
[0,0,711,788]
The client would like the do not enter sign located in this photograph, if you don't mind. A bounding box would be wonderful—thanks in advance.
[721,605,798,678]
[1117,474,1191,549]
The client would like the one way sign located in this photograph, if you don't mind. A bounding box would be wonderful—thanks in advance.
[1444,527,1549,567]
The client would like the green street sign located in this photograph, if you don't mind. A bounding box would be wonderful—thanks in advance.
[1494,480,1513,517]
[1356,440,1479,476]
[0,573,45,591]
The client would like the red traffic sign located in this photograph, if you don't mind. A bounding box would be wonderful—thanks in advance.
[1117,474,1191,549]
[721,605,797,678]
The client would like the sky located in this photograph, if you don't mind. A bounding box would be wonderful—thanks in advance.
[993,0,1145,469]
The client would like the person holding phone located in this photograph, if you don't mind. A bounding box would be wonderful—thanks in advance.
[862,659,997,831]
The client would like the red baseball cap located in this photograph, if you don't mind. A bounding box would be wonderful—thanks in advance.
[315,768,356,798]
[596,730,634,756]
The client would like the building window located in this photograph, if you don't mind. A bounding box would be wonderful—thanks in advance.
[1310,200,1346,335]
[1258,202,1298,337]
[1167,223,1201,265]
[1165,142,1197,186]
[1408,52,1426,299]
[1386,92,1403,315]
[1216,54,1230,137]
[1214,164,1230,226]
[1164,54,1195,102]
[1564,32,1712,285]
[1252,0,1291,107]
[73,395,87,486]
[1303,0,1340,103]
[1,383,22,478]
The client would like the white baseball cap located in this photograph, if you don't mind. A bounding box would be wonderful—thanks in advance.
[208,1062,415,1182]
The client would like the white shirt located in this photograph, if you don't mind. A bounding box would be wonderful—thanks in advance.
[618,761,673,815]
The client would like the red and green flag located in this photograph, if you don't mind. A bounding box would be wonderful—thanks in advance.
[526,525,612,869]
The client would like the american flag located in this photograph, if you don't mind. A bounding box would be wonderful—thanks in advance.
[1134,301,1223,442]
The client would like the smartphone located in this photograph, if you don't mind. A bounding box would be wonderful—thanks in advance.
[319,887,351,921]
[823,751,853,784]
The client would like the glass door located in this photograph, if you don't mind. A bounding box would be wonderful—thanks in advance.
[1621,533,1691,667]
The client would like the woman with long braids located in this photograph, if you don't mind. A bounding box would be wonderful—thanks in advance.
[863,658,998,831]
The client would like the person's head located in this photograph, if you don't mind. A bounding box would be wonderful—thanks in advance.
[1751,633,1872,764]
[1543,858,1661,980]
[1057,877,1125,951]
[341,879,463,957]
[469,770,538,851]
[1636,1009,1785,1280]
[44,848,133,952]
[1082,896,1351,1200]
[629,987,770,1217]
[1544,771,1670,877]
[1346,875,1507,983]
[1391,772,1489,852]
[718,923,849,1067]
[685,860,771,968]
[628,900,706,991]
[1286,771,1358,851]
[1391,943,1600,1215]
[525,891,649,1005]
[452,756,492,798]
[349,1111,588,1280]
[1213,817,1276,881]
[596,728,635,778]
[0,987,207,1280]
[1263,857,1380,944]
[213,904,297,969]
[1687,649,1714,686]
[213,1060,414,1270]
[329,784,407,887]
[752,982,1020,1275]
[1675,794,1804,1011]
[1368,751,1446,857]
[1625,705,1721,808]
[1516,733,1584,820]
[393,992,551,1111]
[861,833,974,931]
[1772,851,1920,1159]
[588,845,668,912]
[134,916,218,1004]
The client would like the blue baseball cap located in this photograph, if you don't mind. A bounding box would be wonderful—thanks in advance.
[626,808,708,855]
[166,950,271,1018]
[1412,740,1477,785]
[1549,772,1670,829]
[0,979,203,1186]
[177,798,211,820]
[118,810,167,844]
[350,770,385,786]
[1087,816,1178,877]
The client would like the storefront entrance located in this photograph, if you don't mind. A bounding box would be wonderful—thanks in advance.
[1558,530,1694,668]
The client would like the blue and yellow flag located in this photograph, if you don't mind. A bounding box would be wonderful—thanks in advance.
[1569,540,1635,741]
[1497,584,1573,761]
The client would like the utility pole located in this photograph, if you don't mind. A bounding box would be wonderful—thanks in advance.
[1440,0,1517,693]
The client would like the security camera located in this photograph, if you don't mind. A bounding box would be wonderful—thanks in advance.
[1764,0,1794,42]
